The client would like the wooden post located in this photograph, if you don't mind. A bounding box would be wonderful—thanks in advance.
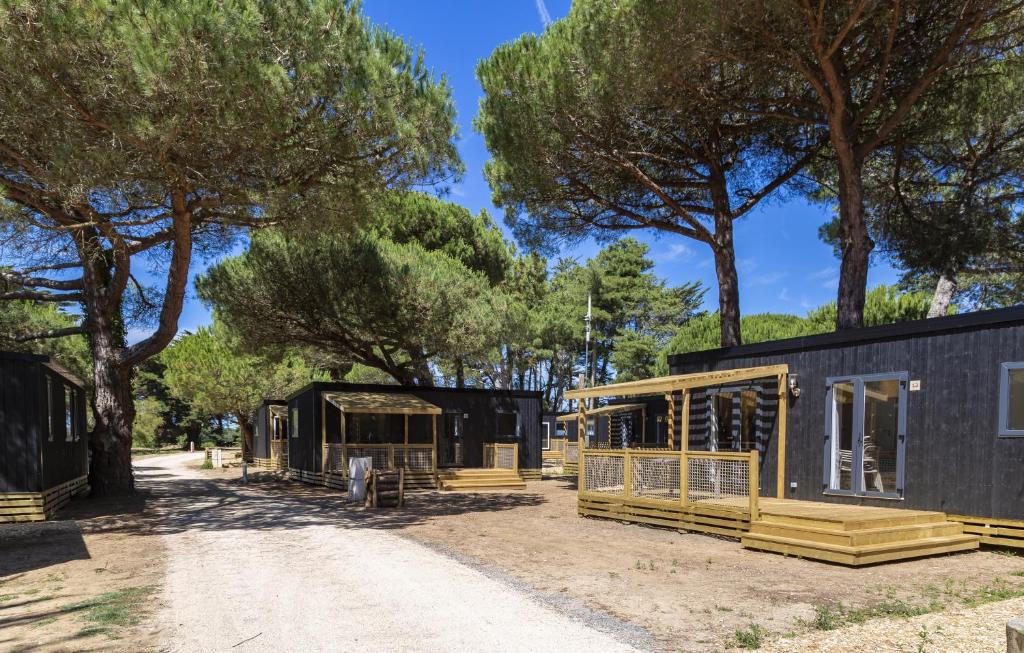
[680,450,688,508]
[641,407,647,445]
[340,406,347,477]
[513,442,519,474]
[387,443,394,470]
[776,373,787,498]
[431,414,438,483]
[623,450,632,499]
[320,395,327,475]
[404,414,409,445]
[749,450,760,522]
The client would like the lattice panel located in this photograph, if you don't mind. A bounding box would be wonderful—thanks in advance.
[565,443,579,463]
[347,447,390,470]
[399,448,433,471]
[496,446,515,469]
[584,455,624,494]
[632,456,680,502]
[324,446,345,473]
[687,457,749,507]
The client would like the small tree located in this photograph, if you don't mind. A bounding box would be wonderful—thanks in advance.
[197,230,505,386]
[0,2,459,493]
[161,322,324,457]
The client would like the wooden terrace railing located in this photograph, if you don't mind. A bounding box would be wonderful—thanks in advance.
[579,448,760,520]
[323,443,435,476]
[483,443,519,473]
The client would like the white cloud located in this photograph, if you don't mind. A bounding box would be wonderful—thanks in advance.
[809,266,838,280]
[655,242,693,262]
[778,287,792,302]
[747,271,787,287]
[449,184,466,198]
[821,276,840,289]
[534,0,552,27]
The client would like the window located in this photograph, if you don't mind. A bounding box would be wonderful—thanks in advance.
[46,376,54,442]
[706,388,759,452]
[346,413,404,443]
[542,422,551,450]
[64,385,76,442]
[496,411,519,439]
[290,408,299,438]
[999,362,1024,437]
[824,372,907,497]
[555,422,567,438]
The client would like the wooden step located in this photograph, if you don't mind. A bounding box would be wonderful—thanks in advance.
[440,479,526,491]
[757,509,948,532]
[741,532,979,566]
[438,469,518,478]
[748,520,967,547]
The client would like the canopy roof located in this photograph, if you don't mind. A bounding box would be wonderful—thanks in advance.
[564,364,788,401]
[324,391,441,415]
[555,403,646,420]
[268,404,288,418]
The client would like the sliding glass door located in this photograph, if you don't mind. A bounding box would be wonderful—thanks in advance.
[824,372,907,498]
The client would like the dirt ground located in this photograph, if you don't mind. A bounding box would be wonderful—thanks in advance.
[397,478,1024,651]
[3,461,1023,652]
[0,492,164,652]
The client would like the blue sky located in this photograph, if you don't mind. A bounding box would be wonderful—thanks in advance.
[156,0,900,342]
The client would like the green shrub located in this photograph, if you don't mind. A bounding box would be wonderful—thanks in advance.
[733,623,768,649]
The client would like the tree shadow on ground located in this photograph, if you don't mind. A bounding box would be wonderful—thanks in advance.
[0,521,91,576]
[56,467,550,539]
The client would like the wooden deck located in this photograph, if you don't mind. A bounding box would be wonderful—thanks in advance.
[578,494,980,566]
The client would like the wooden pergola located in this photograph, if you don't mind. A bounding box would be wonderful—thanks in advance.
[565,364,790,497]
[321,391,442,476]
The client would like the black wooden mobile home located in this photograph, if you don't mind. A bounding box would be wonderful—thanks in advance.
[285,382,544,488]
[0,352,89,522]
[667,307,1024,524]
[556,397,669,448]
[253,400,288,469]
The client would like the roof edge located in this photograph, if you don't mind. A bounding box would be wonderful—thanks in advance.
[668,305,1024,366]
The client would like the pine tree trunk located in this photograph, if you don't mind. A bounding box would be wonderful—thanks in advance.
[928,272,957,318]
[455,359,465,389]
[237,413,254,462]
[833,139,873,330]
[710,173,742,348]
[88,336,136,495]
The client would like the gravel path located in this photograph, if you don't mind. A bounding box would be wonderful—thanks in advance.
[141,453,646,653]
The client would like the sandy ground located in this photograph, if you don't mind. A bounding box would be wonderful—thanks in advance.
[146,453,649,652]
[4,458,1023,652]
[0,482,164,651]
[763,595,1024,653]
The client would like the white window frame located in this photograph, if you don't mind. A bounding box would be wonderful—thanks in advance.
[542,422,551,450]
[290,407,299,438]
[998,362,1024,437]
[823,372,907,499]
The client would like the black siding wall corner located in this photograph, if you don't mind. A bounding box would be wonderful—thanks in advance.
[669,320,1024,520]
[0,354,88,494]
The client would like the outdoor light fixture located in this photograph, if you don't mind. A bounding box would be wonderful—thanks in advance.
[788,374,801,398]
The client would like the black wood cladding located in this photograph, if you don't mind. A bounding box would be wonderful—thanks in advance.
[0,352,88,493]
[286,383,544,472]
[669,316,1024,519]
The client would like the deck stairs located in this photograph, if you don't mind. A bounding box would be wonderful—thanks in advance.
[438,468,526,491]
[741,504,979,565]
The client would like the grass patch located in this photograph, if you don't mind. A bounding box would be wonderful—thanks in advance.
[200,458,214,470]
[60,586,156,637]
[806,579,1024,633]
[31,617,57,629]
[0,594,16,603]
[1011,570,1024,577]
[733,623,768,649]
